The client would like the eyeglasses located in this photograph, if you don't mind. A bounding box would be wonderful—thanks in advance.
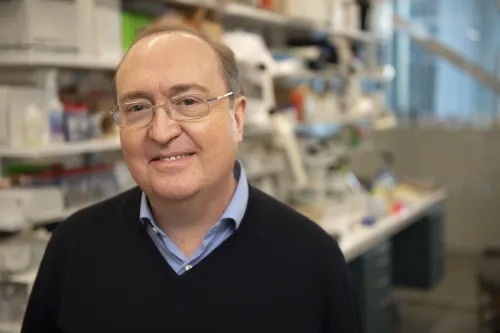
[110,92,234,129]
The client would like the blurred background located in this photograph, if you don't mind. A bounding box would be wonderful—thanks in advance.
[0,0,499,332]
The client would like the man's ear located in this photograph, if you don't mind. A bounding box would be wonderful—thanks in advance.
[232,96,246,142]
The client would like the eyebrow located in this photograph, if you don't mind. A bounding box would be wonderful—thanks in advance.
[118,83,211,104]
[119,91,154,104]
[166,83,210,97]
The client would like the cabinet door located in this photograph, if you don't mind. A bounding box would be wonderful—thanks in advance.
[349,241,395,333]
[391,204,445,289]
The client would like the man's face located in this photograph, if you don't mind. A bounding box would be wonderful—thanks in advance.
[116,32,246,201]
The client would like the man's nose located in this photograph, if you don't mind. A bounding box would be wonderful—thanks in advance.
[148,106,182,144]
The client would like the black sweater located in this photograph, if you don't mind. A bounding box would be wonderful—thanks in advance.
[21,186,363,333]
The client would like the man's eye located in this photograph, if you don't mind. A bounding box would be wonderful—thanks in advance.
[177,97,202,107]
[125,104,148,113]
[183,98,196,106]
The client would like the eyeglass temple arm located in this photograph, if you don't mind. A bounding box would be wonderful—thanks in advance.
[208,92,234,102]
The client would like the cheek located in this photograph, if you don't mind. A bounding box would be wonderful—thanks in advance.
[120,130,147,170]
[187,113,238,160]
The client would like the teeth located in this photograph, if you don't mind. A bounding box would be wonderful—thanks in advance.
[159,154,190,161]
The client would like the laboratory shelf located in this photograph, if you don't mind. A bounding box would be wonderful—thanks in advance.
[165,0,218,8]
[0,2,374,71]
[328,29,376,43]
[220,3,375,42]
[28,200,103,226]
[0,51,121,70]
[0,137,121,159]
[295,113,395,138]
[273,67,341,80]
[222,2,286,25]
[246,165,283,180]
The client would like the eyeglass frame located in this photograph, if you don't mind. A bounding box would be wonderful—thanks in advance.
[109,91,234,129]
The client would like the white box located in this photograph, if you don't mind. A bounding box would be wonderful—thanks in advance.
[93,0,123,59]
[0,86,46,148]
[0,0,78,52]
[0,187,64,230]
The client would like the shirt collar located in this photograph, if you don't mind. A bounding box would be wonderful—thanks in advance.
[140,160,249,232]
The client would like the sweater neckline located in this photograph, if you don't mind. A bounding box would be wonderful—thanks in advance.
[123,185,257,285]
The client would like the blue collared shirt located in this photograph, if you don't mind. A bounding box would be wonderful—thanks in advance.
[140,161,249,275]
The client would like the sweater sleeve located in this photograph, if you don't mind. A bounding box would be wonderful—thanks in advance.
[323,238,364,333]
[21,226,69,333]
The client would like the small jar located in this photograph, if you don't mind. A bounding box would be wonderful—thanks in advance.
[64,103,90,142]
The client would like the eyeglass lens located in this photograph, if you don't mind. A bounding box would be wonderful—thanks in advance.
[115,94,210,128]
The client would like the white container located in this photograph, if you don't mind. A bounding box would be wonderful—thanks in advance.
[0,86,46,148]
[45,71,65,143]
[0,0,78,52]
[282,0,330,24]
[0,187,64,229]
[0,88,9,147]
[330,0,360,32]
[367,0,393,42]
[23,104,49,147]
[0,196,27,231]
[93,0,122,60]
[0,243,32,273]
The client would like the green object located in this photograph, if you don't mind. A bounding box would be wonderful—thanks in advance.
[2,163,52,176]
[122,11,153,52]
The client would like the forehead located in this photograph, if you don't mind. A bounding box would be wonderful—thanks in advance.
[116,32,225,95]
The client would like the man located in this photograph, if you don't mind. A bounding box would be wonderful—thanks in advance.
[21,24,362,333]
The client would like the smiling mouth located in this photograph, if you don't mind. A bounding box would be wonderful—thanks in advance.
[152,153,195,162]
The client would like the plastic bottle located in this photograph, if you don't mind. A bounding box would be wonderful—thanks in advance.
[45,71,65,143]
[23,103,48,146]
[363,183,387,226]
[368,0,394,43]
[372,168,397,212]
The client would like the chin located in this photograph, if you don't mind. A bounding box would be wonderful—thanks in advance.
[150,176,202,201]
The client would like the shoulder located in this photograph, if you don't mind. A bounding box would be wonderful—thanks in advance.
[248,185,330,238]
[55,186,142,237]
[247,186,343,260]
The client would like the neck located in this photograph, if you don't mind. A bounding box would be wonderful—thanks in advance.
[148,173,237,257]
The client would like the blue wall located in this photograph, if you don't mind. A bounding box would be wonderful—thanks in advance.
[434,0,481,118]
[391,0,500,118]
[476,0,500,116]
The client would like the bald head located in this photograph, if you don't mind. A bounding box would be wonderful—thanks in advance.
[116,24,240,99]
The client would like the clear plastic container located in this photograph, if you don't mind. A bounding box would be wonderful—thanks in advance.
[372,168,397,212]
[23,104,48,147]
[46,70,65,143]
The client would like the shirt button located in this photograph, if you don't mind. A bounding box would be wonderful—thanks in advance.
[185,265,192,271]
